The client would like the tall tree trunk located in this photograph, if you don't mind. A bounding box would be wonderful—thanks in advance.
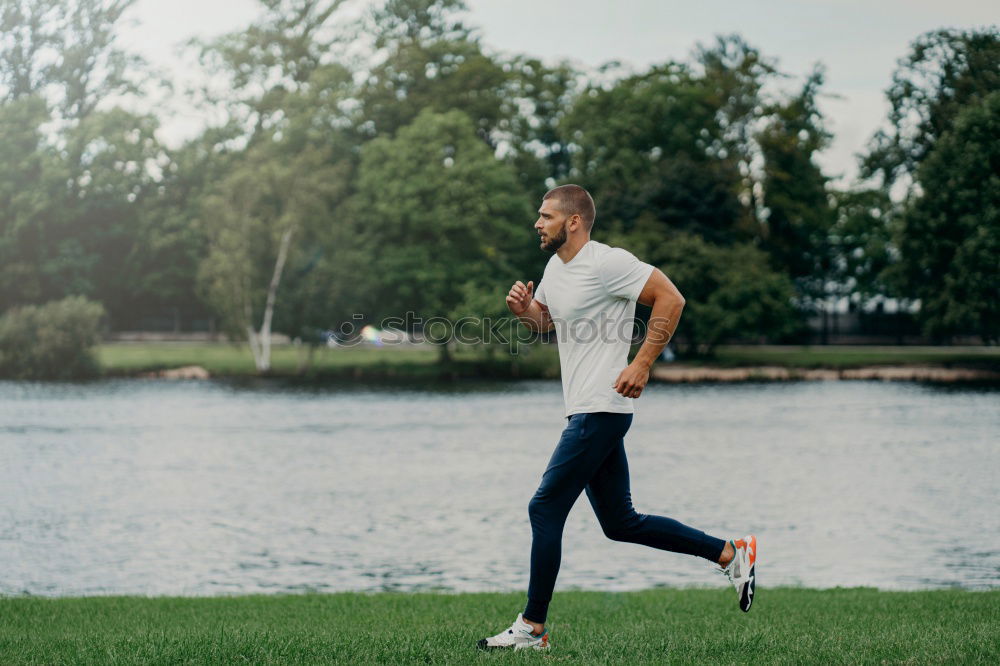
[257,225,295,372]
[437,341,452,364]
[244,273,263,368]
[246,225,295,373]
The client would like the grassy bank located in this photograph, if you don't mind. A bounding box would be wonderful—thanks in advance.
[96,342,999,381]
[1,589,997,664]
[98,343,561,380]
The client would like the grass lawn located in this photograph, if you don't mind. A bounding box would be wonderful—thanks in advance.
[1,589,997,664]
[96,341,998,380]
[97,342,561,380]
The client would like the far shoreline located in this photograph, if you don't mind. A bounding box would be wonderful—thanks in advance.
[78,342,1000,385]
[121,362,1000,384]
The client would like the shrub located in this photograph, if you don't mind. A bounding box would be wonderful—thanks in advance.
[603,220,801,354]
[0,297,106,380]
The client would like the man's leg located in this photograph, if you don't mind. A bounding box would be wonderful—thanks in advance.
[584,426,727,562]
[586,431,759,612]
[523,413,627,625]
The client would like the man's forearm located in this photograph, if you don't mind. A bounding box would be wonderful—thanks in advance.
[632,296,683,368]
[515,301,549,332]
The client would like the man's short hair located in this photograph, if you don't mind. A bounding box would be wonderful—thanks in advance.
[543,184,596,230]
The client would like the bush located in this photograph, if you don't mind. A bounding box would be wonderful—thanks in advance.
[0,297,106,380]
[657,233,801,353]
[602,221,801,354]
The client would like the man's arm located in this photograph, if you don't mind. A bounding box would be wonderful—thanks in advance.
[613,268,685,399]
[506,280,553,332]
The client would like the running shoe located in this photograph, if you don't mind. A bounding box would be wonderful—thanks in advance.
[721,534,757,612]
[476,613,550,651]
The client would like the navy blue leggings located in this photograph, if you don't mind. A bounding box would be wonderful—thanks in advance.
[523,412,727,624]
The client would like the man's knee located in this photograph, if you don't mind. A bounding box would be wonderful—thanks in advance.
[530,494,565,537]
[528,494,549,523]
[599,513,643,542]
[600,523,630,542]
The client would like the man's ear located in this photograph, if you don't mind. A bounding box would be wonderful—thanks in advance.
[569,214,582,232]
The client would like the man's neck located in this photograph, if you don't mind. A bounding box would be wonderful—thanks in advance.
[556,235,591,264]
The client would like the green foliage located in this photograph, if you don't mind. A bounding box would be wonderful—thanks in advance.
[196,140,342,341]
[892,91,1000,342]
[0,94,52,308]
[3,0,994,352]
[828,188,895,302]
[193,0,352,131]
[0,296,105,379]
[863,27,1000,190]
[447,281,520,358]
[348,108,534,327]
[361,3,508,140]
[0,0,145,119]
[563,62,744,242]
[603,222,798,353]
[694,35,778,234]
[0,0,165,327]
[757,66,835,300]
[0,99,165,318]
[660,236,799,353]
[498,57,580,195]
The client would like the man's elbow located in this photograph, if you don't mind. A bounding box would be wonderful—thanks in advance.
[664,286,685,310]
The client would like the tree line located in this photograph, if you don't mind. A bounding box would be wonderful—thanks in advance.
[0,0,997,372]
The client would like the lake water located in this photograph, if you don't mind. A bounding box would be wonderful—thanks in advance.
[1,378,997,597]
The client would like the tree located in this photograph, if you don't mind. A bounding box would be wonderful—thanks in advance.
[891,91,1000,342]
[497,56,581,197]
[190,0,360,369]
[360,0,509,142]
[863,27,1000,192]
[0,95,52,309]
[757,66,835,302]
[828,188,895,305]
[197,140,340,372]
[664,236,799,353]
[695,34,779,235]
[562,62,744,242]
[0,0,166,325]
[192,0,353,140]
[602,220,798,354]
[347,108,533,360]
[0,0,144,119]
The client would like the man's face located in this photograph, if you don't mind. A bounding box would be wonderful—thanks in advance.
[535,198,569,253]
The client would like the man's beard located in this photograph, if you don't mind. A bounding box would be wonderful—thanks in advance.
[541,223,567,253]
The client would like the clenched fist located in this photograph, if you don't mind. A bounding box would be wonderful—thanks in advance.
[506,280,534,315]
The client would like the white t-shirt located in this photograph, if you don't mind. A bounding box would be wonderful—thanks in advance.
[534,240,655,417]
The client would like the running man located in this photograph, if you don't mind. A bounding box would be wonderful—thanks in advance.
[477,185,756,651]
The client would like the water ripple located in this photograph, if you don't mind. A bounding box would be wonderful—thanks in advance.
[0,379,997,597]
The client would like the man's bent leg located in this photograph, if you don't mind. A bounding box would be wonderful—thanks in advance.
[524,413,627,624]
[585,436,726,562]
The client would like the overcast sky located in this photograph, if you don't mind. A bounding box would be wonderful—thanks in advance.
[120,0,998,183]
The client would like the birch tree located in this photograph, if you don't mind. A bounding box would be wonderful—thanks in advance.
[198,143,333,371]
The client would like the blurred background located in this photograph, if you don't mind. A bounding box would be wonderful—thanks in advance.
[0,1,997,598]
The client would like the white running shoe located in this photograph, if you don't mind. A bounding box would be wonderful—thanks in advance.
[720,534,757,612]
[476,613,550,651]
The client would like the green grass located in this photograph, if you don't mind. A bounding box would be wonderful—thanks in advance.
[1,589,996,664]
[96,342,561,380]
[96,342,998,380]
